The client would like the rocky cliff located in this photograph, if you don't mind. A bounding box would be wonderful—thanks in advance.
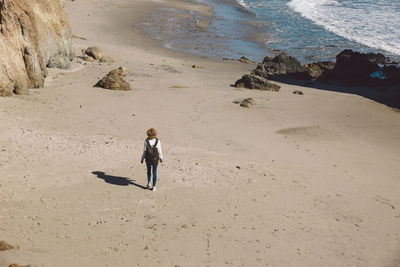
[0,0,73,96]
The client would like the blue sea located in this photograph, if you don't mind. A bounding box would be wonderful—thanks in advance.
[141,0,400,63]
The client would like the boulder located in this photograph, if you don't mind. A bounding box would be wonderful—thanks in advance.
[84,46,104,60]
[382,65,400,84]
[252,53,307,79]
[293,90,304,95]
[304,61,335,80]
[329,49,380,84]
[94,67,131,91]
[235,74,280,91]
[79,47,114,62]
[233,98,255,108]
[365,52,386,65]
[0,0,73,96]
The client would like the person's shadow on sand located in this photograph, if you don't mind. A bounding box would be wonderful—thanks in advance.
[92,171,147,189]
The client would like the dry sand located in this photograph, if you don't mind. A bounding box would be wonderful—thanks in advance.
[1,0,400,266]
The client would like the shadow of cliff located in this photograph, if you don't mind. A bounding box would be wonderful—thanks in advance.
[270,76,400,108]
[92,171,147,189]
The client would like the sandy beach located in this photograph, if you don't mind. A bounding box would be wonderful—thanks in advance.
[1,0,400,266]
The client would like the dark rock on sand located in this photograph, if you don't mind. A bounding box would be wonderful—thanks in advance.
[0,240,15,251]
[304,61,335,80]
[328,49,380,84]
[235,49,399,93]
[9,264,31,267]
[293,90,304,95]
[252,53,307,79]
[233,98,255,108]
[251,50,398,85]
[94,67,131,91]
[382,65,400,84]
[235,74,280,91]
[316,50,399,86]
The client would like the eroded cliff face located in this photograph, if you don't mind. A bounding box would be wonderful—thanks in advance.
[0,0,73,96]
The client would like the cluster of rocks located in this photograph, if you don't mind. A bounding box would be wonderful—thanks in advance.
[293,90,304,95]
[252,53,308,79]
[94,67,132,91]
[235,49,400,91]
[79,46,114,63]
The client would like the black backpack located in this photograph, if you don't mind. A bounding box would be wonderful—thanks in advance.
[145,138,159,165]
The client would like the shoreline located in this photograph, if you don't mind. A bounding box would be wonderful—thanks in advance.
[138,0,271,62]
[0,0,399,266]
[141,0,400,64]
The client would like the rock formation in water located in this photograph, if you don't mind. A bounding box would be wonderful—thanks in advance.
[0,0,73,96]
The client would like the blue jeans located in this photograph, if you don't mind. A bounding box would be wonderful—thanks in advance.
[146,164,158,186]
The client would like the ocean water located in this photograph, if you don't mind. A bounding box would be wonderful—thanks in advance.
[238,0,400,62]
[141,0,400,63]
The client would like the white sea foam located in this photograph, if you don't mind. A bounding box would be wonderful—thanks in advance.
[236,0,249,8]
[287,0,400,56]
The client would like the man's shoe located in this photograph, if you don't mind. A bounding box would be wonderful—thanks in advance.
[152,186,157,192]
[146,182,151,189]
